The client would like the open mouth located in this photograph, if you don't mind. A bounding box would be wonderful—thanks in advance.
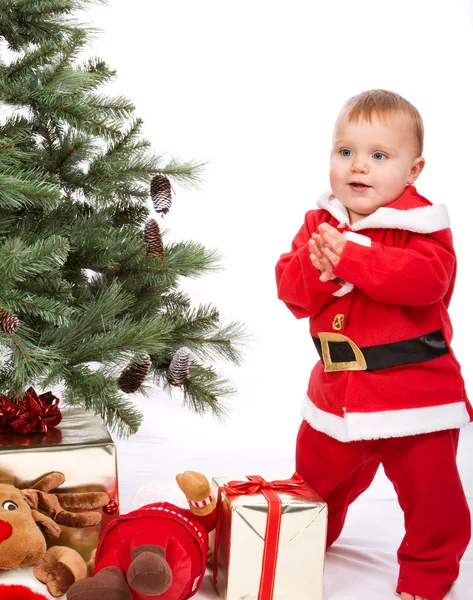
[349,182,371,191]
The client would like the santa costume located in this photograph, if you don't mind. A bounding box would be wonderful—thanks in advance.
[275,185,471,600]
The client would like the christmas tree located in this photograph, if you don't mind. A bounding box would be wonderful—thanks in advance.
[0,0,245,437]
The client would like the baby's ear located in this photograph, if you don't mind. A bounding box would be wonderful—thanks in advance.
[408,156,425,184]
[31,509,61,539]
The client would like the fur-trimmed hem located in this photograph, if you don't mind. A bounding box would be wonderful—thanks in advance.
[301,395,471,442]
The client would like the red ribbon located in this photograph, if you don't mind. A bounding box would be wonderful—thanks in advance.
[0,387,62,434]
[212,473,314,600]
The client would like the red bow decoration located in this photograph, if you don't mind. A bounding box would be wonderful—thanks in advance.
[223,472,314,499]
[0,387,62,434]
[213,473,314,600]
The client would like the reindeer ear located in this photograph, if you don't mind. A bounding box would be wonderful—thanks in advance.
[31,509,61,539]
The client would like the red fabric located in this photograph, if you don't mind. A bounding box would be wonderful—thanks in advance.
[275,185,472,438]
[0,585,49,599]
[94,502,208,600]
[296,421,471,600]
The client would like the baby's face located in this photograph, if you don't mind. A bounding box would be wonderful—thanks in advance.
[329,112,424,224]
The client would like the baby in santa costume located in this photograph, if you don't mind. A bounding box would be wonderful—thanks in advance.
[276,89,471,600]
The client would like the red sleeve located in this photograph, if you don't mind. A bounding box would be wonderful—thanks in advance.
[275,210,348,318]
[333,229,456,306]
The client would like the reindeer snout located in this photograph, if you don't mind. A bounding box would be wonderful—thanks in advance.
[0,520,13,542]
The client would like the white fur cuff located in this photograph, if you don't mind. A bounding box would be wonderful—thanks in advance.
[344,231,372,247]
[333,281,354,297]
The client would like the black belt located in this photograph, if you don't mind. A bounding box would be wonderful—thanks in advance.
[312,329,449,372]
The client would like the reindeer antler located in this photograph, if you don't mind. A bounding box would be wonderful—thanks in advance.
[21,471,110,528]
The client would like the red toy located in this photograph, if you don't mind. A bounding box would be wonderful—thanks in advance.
[0,584,49,599]
[67,472,218,600]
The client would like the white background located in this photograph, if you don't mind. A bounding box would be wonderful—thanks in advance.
[1,3,473,598]
[83,0,473,493]
[82,1,473,596]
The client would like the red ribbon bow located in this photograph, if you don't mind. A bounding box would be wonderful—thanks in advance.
[0,387,62,434]
[213,473,314,600]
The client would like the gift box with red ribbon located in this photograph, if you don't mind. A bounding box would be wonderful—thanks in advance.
[0,407,119,563]
[211,474,327,600]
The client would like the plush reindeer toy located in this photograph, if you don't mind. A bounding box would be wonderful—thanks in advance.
[0,472,109,597]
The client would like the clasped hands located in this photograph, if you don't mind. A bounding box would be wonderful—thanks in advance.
[309,223,346,282]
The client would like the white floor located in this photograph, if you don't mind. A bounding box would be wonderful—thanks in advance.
[118,391,473,600]
[2,389,472,599]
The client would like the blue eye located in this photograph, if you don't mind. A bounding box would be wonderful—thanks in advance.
[373,152,387,160]
[340,149,352,157]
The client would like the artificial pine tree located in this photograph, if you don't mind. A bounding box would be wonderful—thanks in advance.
[0,0,245,437]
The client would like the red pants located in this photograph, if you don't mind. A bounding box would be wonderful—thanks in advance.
[296,421,471,600]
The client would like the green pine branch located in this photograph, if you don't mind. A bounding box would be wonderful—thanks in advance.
[1,289,74,326]
[0,0,247,436]
[157,362,233,420]
[160,158,207,189]
[0,235,69,282]
[0,0,105,51]
[62,366,142,437]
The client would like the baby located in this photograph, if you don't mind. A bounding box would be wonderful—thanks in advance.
[276,89,471,600]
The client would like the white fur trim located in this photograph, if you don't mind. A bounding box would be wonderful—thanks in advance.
[301,395,470,442]
[316,191,350,227]
[331,233,371,297]
[316,190,450,234]
[333,281,354,297]
[351,204,450,233]
[344,231,372,247]
[0,567,53,598]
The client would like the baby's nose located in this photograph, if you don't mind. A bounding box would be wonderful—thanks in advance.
[351,158,369,173]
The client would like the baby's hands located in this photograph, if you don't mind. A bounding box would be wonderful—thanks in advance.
[317,223,346,267]
[309,235,336,282]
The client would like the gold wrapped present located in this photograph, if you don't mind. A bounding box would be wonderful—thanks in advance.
[0,407,119,561]
[211,474,327,600]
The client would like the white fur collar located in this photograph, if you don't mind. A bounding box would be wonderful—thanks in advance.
[316,190,450,234]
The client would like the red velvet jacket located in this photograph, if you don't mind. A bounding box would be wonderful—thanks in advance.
[276,185,472,441]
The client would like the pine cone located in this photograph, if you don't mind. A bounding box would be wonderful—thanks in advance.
[118,356,151,393]
[144,219,165,260]
[150,174,172,216]
[0,309,20,334]
[167,347,192,386]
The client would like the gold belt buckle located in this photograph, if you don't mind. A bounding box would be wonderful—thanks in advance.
[318,332,367,372]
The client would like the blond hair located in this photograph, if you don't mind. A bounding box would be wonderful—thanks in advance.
[342,89,424,156]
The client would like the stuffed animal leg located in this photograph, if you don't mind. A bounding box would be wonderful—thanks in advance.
[34,546,87,598]
[66,542,175,599]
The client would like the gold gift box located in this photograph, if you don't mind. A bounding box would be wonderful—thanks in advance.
[0,407,119,562]
[211,476,327,600]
